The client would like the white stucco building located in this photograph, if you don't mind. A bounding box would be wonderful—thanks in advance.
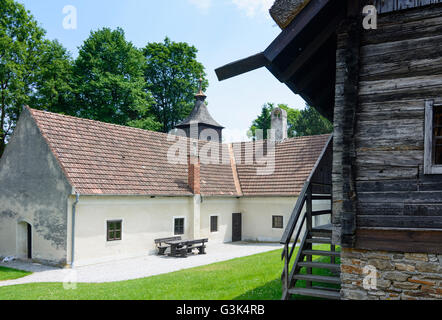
[0,91,330,267]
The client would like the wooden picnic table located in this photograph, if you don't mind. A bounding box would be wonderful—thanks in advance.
[165,238,208,257]
[154,236,182,255]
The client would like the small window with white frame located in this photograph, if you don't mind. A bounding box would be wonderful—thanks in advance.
[107,220,122,241]
[272,215,283,229]
[210,215,218,233]
[174,217,185,235]
[424,100,442,174]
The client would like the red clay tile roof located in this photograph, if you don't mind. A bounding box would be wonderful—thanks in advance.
[232,134,330,196]
[27,107,329,196]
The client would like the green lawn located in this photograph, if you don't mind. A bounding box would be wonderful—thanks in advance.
[0,266,31,281]
[0,245,340,300]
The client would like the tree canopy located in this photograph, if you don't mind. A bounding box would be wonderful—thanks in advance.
[294,104,333,137]
[0,0,210,157]
[73,27,157,127]
[28,39,74,114]
[0,0,46,156]
[143,37,208,133]
[249,103,333,140]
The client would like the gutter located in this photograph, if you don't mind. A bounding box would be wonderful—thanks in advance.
[71,192,80,268]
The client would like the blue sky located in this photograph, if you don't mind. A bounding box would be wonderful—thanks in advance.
[19,0,305,141]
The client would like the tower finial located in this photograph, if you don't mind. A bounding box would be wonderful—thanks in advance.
[195,76,206,100]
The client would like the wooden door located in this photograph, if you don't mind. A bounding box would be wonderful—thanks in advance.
[232,213,242,242]
[17,221,32,259]
[27,224,32,259]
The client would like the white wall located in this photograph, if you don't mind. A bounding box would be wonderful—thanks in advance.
[0,214,68,265]
[67,194,331,267]
[239,197,331,242]
[199,197,239,243]
[70,196,192,266]
[0,109,72,266]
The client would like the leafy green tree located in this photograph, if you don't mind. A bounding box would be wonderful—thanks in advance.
[73,27,158,128]
[142,37,208,133]
[293,104,333,137]
[249,103,332,140]
[127,117,162,132]
[28,39,75,115]
[249,103,273,140]
[0,0,45,156]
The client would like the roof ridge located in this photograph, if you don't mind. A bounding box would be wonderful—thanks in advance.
[27,106,173,140]
[27,107,330,145]
[231,133,332,145]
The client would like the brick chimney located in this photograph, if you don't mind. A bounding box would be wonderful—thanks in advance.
[188,154,200,194]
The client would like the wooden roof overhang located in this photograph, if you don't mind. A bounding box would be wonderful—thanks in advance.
[215,0,347,122]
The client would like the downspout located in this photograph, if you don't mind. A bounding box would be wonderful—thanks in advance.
[71,192,80,268]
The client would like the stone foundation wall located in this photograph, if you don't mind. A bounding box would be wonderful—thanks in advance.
[341,248,442,300]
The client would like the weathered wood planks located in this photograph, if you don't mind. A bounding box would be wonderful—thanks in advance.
[354,5,442,237]
[368,0,442,15]
[356,228,442,254]
[332,12,362,247]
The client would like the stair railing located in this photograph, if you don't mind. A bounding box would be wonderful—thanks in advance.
[280,135,333,300]
[280,181,310,299]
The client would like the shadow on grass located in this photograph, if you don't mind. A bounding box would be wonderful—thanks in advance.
[233,278,282,300]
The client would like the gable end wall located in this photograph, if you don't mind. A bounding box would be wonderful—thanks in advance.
[0,108,72,266]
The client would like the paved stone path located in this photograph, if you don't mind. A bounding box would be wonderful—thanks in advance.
[0,242,281,287]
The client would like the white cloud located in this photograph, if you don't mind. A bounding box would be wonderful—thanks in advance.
[188,0,273,17]
[188,0,212,12]
[231,0,273,17]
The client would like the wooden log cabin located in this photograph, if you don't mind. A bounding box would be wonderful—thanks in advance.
[216,0,442,300]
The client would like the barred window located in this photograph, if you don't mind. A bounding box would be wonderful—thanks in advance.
[174,218,185,235]
[107,220,122,241]
[272,215,283,229]
[434,105,442,165]
[210,216,218,233]
[424,100,442,174]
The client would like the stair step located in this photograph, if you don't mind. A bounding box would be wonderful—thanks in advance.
[310,230,332,237]
[302,249,340,257]
[293,274,341,284]
[298,261,341,271]
[312,223,333,232]
[312,286,340,292]
[311,210,331,216]
[288,287,340,300]
[311,195,331,200]
[306,237,332,244]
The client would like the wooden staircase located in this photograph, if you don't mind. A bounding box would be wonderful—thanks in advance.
[280,136,341,300]
[285,223,341,300]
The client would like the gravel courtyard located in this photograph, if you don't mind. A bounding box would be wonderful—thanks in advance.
[0,242,281,287]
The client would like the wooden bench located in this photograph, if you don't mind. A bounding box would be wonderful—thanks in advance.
[154,236,182,255]
[159,238,209,258]
[184,239,208,255]
[173,246,189,258]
